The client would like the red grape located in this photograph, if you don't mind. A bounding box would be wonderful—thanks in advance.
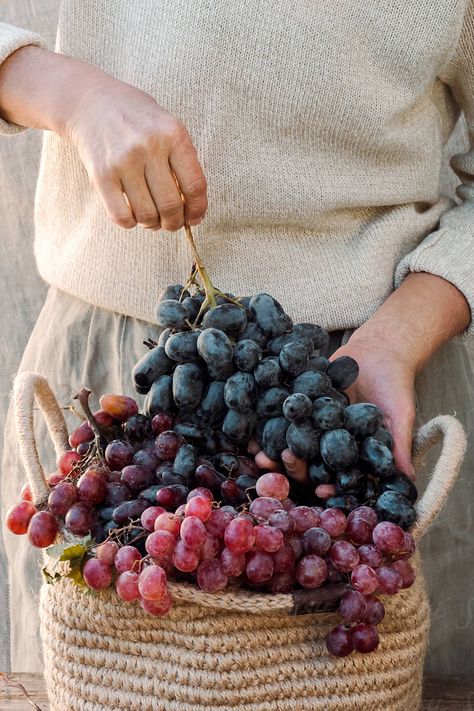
[197,559,228,592]
[151,412,174,435]
[96,540,119,565]
[220,548,246,577]
[145,530,176,558]
[205,508,235,539]
[93,408,116,427]
[268,510,295,535]
[180,516,207,550]
[27,511,59,547]
[156,485,189,511]
[351,564,378,594]
[315,484,337,500]
[357,544,383,569]
[20,483,32,502]
[105,481,132,507]
[154,512,181,537]
[254,524,283,553]
[69,420,94,449]
[57,450,81,476]
[345,517,372,545]
[140,591,173,616]
[105,440,134,469]
[116,571,140,601]
[172,541,199,572]
[272,543,296,573]
[77,470,107,505]
[372,522,405,554]
[138,564,167,600]
[290,506,320,533]
[187,487,214,502]
[362,596,385,625]
[5,501,37,535]
[47,482,78,517]
[46,471,67,486]
[352,623,379,653]
[302,527,331,556]
[246,550,274,584]
[83,559,112,591]
[339,590,367,623]
[114,545,142,573]
[185,496,212,522]
[99,393,138,422]
[375,565,403,595]
[296,555,328,589]
[348,506,378,528]
[141,506,166,532]
[224,518,255,554]
[286,535,304,560]
[396,531,416,560]
[155,430,184,460]
[255,472,290,501]
[121,465,153,492]
[199,533,220,560]
[319,508,346,537]
[326,625,354,657]
[266,571,296,593]
[329,541,359,573]
[249,497,283,521]
[391,560,416,588]
[64,502,96,536]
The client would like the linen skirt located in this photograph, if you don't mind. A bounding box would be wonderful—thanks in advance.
[1,286,473,675]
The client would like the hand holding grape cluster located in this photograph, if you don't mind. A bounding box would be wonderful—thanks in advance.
[6,280,419,658]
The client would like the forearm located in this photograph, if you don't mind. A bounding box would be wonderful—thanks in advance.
[0,45,110,136]
[349,273,471,371]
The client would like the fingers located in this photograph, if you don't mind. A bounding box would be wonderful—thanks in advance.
[121,171,161,229]
[144,160,185,231]
[281,449,309,484]
[255,451,283,471]
[170,138,207,226]
[91,172,137,229]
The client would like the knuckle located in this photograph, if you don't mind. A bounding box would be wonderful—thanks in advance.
[110,211,136,229]
[135,209,159,224]
[186,175,207,200]
[159,198,183,216]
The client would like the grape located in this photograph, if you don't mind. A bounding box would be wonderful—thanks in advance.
[154,512,181,537]
[105,482,132,507]
[57,450,82,476]
[293,323,329,349]
[156,299,188,329]
[326,625,354,657]
[262,417,290,460]
[197,328,233,374]
[145,375,175,416]
[290,506,320,533]
[83,559,112,591]
[224,518,255,553]
[254,524,284,552]
[195,463,223,493]
[397,531,415,560]
[254,357,284,388]
[65,502,97,535]
[326,356,359,390]
[360,438,395,480]
[141,506,165,532]
[391,560,416,588]
[172,363,204,409]
[197,558,228,592]
[114,545,142,573]
[132,449,158,475]
[132,346,173,392]
[156,485,189,510]
[198,381,227,427]
[47,482,77,517]
[99,394,138,422]
[256,472,290,501]
[357,544,383,568]
[249,293,292,338]
[199,533,220,560]
[268,332,313,357]
[286,420,320,460]
[349,505,378,527]
[123,414,152,441]
[69,421,94,449]
[302,527,331,555]
[76,470,107,505]
[351,564,378,594]
[306,355,330,373]
[185,495,212,522]
[319,508,347,537]
[329,541,359,572]
[296,555,328,588]
[375,488,417,531]
[220,480,246,506]
[182,295,202,321]
[116,571,140,601]
[233,339,262,372]
[26,510,58,548]
[376,565,403,595]
[343,403,384,440]
[311,399,344,432]
[96,540,119,565]
[224,372,257,412]
[352,623,379,653]
[206,508,235,538]
[249,497,283,521]
[272,543,296,574]
[381,472,418,504]
[138,564,167,600]
[180,516,207,550]
[282,393,313,422]
[221,548,246,576]
[339,590,367,623]
[286,535,304,560]
[155,430,184,460]
[151,412,174,435]
[47,471,67,486]
[158,283,189,301]
[325,495,359,513]
[202,303,247,337]
[372,521,405,554]
[320,429,359,471]
[268,510,295,535]
[105,440,134,469]
[112,499,149,526]
[165,331,200,363]
[345,517,372,545]
[20,483,33,502]
[292,372,331,400]
[246,550,274,584]
[172,541,200,572]
[222,409,255,444]
[266,571,296,593]
[315,484,337,500]
[6,501,37,535]
[308,462,332,486]
[187,487,214,503]
[336,469,366,494]
[372,427,394,450]
[141,591,173,616]
[256,387,290,418]
[362,595,385,625]
[171,444,197,480]
[279,341,309,376]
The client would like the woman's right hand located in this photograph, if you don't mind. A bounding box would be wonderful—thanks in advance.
[0,45,207,231]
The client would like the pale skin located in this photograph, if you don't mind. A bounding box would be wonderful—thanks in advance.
[0,46,471,480]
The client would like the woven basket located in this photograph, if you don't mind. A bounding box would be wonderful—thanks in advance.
[13,372,467,711]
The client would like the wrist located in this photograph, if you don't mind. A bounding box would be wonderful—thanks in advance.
[347,317,423,371]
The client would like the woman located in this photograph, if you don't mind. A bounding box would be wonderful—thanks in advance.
[0,1,473,674]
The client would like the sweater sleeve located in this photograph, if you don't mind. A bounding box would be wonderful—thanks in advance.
[0,22,49,135]
[394,1,474,337]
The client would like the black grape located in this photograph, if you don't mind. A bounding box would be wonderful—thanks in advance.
[144,374,174,415]
[224,372,257,412]
[222,409,255,444]
[197,328,234,376]
[262,417,290,460]
[249,293,293,337]
[286,420,320,459]
[202,303,248,337]
[279,342,309,376]
[282,393,313,422]
[233,339,262,372]
[173,444,197,479]
[256,387,290,417]
[293,323,329,350]
[375,491,416,530]
[372,427,394,450]
[198,381,227,426]
[359,437,395,479]
[292,371,331,399]
[326,356,359,390]
[306,355,330,373]
[308,462,333,486]
[132,346,173,392]
[155,299,189,329]
[381,472,418,504]
[312,397,345,431]
[158,284,190,302]
[320,429,359,471]
[172,363,204,409]
[344,403,384,439]
[239,321,268,348]
[254,357,284,388]
[165,331,200,363]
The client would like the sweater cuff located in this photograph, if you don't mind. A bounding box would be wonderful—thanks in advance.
[394,227,474,340]
[0,23,49,135]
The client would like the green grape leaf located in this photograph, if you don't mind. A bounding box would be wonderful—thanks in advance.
[42,567,61,585]
[66,558,87,588]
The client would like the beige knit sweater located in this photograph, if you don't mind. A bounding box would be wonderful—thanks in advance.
[1,2,474,334]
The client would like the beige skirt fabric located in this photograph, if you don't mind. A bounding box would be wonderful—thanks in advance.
[1,285,473,675]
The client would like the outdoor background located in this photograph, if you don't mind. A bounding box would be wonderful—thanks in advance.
[0,0,471,675]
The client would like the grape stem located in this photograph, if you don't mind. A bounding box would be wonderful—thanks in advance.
[73,387,107,456]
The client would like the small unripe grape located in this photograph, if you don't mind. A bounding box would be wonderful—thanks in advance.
[6,501,37,535]
[83,558,113,591]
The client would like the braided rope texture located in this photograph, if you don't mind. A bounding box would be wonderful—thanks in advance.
[40,553,429,711]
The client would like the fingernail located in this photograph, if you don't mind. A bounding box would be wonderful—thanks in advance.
[188,216,204,227]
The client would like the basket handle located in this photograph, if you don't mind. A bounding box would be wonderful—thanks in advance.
[411,415,466,541]
[13,372,70,506]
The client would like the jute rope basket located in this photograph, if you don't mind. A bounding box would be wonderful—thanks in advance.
[13,372,467,711]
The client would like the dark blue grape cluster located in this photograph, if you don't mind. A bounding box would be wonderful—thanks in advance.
[132,285,416,529]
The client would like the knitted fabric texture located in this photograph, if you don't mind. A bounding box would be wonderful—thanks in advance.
[1,2,474,333]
